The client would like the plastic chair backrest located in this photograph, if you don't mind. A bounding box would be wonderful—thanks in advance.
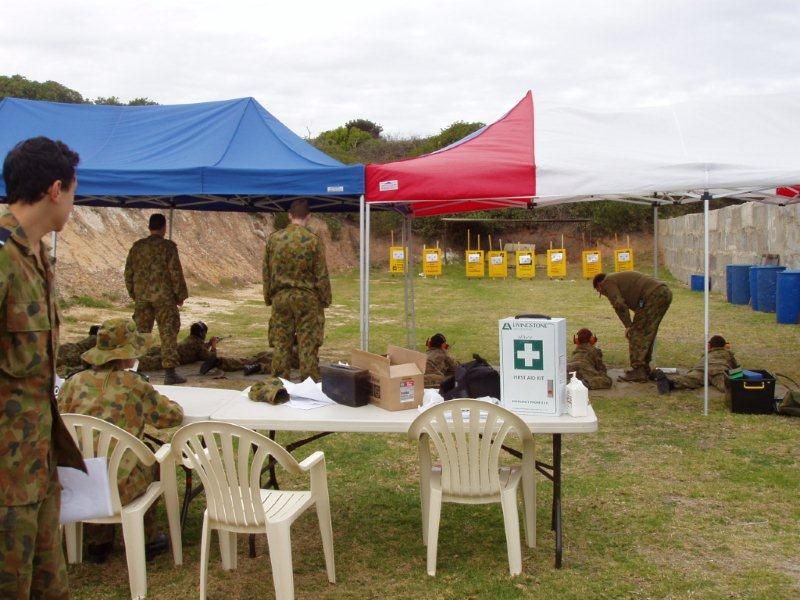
[408,399,533,497]
[61,413,156,513]
[171,421,303,528]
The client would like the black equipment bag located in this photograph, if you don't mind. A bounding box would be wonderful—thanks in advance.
[439,354,500,400]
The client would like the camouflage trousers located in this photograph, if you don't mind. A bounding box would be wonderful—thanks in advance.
[669,370,727,393]
[0,470,70,599]
[567,362,613,390]
[216,351,273,372]
[85,463,158,546]
[133,302,181,369]
[629,285,672,372]
[270,290,324,381]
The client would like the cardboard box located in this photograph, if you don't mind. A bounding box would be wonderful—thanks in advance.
[498,316,567,415]
[351,345,427,411]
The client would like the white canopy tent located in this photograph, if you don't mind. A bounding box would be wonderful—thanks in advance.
[361,91,800,414]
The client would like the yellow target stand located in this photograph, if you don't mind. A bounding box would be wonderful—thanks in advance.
[614,248,634,272]
[389,246,407,274]
[465,249,485,278]
[515,247,535,279]
[547,248,567,279]
[581,250,603,279]
[464,230,485,278]
[487,251,508,278]
[422,247,442,277]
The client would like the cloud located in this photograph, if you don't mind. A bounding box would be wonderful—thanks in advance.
[3,0,799,137]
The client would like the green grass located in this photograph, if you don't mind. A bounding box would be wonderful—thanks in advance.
[62,264,800,599]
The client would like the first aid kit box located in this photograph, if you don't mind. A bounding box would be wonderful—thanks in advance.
[499,316,567,415]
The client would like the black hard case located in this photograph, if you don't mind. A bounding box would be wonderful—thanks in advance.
[321,364,371,407]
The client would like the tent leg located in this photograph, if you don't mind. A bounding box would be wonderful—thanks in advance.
[365,201,371,351]
[168,207,175,240]
[359,196,370,351]
[407,217,416,349]
[653,203,659,278]
[51,231,57,260]
[702,192,711,416]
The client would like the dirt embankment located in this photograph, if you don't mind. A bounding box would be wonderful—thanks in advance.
[53,207,362,299]
[53,208,655,300]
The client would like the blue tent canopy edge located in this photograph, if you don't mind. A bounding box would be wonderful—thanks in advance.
[0,97,365,212]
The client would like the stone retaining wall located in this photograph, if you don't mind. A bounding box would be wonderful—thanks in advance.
[659,202,800,292]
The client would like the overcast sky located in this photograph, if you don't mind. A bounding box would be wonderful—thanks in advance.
[3,0,798,138]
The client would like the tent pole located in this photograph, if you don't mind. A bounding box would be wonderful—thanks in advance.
[359,196,365,350]
[407,216,417,349]
[703,192,711,416]
[365,200,371,351]
[653,203,659,278]
[168,207,174,240]
[50,231,57,259]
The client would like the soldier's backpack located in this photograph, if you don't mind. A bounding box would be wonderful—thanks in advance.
[776,373,800,417]
[439,354,501,400]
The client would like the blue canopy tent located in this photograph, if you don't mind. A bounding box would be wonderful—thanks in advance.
[0,97,364,211]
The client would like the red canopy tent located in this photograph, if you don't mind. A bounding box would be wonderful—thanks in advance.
[365,92,535,216]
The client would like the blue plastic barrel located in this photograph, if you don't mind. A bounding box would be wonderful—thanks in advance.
[690,275,708,291]
[754,266,786,313]
[726,264,755,305]
[749,267,760,310]
[776,270,800,324]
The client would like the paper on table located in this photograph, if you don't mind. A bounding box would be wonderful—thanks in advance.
[240,378,335,410]
[58,457,114,524]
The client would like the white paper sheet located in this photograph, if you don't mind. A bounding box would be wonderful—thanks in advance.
[58,457,114,524]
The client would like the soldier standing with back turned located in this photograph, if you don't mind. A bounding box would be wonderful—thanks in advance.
[125,213,189,385]
[263,198,331,381]
[1,137,85,598]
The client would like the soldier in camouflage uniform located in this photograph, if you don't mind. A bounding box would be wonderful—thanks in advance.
[424,333,459,388]
[655,335,739,394]
[593,271,672,383]
[566,328,613,390]
[137,321,274,375]
[1,137,85,598]
[124,213,188,385]
[58,318,183,562]
[263,199,331,381]
[56,324,99,372]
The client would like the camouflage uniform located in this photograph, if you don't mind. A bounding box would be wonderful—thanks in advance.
[138,334,273,373]
[1,210,84,598]
[567,344,613,390]
[667,347,739,392]
[56,333,97,370]
[598,271,672,374]
[58,366,184,545]
[124,234,188,369]
[424,347,459,388]
[263,223,331,381]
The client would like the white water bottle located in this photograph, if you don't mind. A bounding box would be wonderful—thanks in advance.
[566,372,589,417]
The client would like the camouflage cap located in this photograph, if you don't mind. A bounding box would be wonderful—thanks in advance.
[248,377,289,405]
[81,318,152,366]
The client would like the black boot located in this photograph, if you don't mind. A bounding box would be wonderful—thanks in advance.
[199,356,220,375]
[243,363,262,376]
[164,368,186,385]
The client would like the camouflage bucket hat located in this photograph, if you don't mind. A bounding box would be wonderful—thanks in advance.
[82,318,152,366]
[249,377,289,405]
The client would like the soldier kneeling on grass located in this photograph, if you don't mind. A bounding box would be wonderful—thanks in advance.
[653,335,739,395]
[56,324,100,373]
[567,328,612,390]
[424,333,460,389]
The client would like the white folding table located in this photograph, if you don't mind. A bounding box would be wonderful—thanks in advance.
[158,385,598,568]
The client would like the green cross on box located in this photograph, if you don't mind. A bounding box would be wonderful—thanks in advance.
[514,339,544,370]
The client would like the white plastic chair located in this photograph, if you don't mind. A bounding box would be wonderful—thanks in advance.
[171,421,335,600]
[408,399,536,576]
[61,413,182,600]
